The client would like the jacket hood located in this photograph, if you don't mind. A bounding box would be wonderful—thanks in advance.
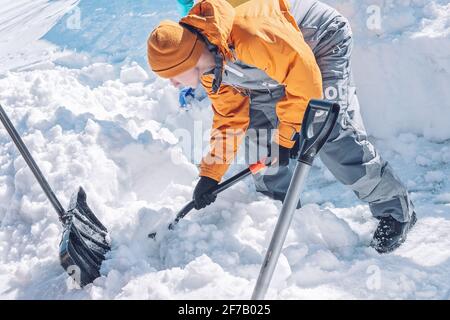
[180,0,235,60]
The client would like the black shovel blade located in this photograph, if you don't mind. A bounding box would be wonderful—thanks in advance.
[59,187,111,287]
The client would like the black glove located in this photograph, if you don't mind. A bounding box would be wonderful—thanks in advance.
[290,138,300,159]
[193,176,219,210]
[270,143,291,167]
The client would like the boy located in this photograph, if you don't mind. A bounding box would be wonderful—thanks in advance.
[148,0,416,253]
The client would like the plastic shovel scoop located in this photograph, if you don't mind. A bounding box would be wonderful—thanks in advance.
[0,104,111,287]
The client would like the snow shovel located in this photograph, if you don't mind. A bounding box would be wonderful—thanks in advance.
[251,99,340,300]
[148,158,271,239]
[0,104,110,287]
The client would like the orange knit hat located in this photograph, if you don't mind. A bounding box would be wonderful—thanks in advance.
[147,20,206,79]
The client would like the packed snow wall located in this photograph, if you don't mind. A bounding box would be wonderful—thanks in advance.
[0,0,449,300]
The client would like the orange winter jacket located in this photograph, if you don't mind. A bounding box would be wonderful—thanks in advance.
[181,0,323,182]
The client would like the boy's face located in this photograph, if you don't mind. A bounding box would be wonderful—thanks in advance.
[170,67,201,89]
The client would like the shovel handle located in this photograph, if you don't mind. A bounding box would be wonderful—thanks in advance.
[297,99,340,165]
[251,99,341,300]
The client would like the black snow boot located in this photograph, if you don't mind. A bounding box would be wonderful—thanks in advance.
[371,212,417,254]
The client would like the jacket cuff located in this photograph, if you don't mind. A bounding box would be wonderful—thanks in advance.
[199,162,229,182]
[273,123,298,149]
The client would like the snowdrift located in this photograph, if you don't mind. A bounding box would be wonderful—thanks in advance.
[0,0,449,299]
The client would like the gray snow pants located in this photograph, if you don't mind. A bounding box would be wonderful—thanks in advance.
[248,0,414,222]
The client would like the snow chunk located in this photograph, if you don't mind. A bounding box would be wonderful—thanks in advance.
[294,205,360,254]
[181,255,223,290]
[435,193,450,204]
[424,171,445,183]
[120,63,149,84]
[79,63,116,86]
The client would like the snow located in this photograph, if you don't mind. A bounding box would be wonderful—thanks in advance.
[0,0,449,300]
[326,0,450,141]
[0,0,79,72]
[120,63,149,84]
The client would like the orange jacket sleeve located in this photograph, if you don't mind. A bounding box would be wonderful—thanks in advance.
[199,75,250,182]
[232,25,323,148]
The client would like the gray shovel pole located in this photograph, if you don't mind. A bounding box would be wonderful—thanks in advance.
[0,104,66,219]
[251,99,340,300]
[251,162,310,300]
